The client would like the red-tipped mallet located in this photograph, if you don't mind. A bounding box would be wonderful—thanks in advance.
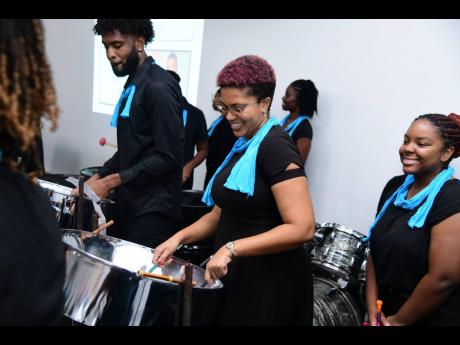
[99,137,117,149]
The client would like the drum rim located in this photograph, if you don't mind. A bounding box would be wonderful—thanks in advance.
[61,228,221,289]
[181,189,209,208]
[62,228,153,274]
[332,225,364,238]
[319,222,364,239]
[312,260,350,277]
[38,179,115,204]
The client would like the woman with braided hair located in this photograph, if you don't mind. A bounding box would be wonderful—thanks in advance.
[280,79,318,163]
[0,19,65,324]
[364,113,460,326]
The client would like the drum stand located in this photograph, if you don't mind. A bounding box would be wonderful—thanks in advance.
[174,263,194,326]
[77,176,85,230]
[182,264,193,326]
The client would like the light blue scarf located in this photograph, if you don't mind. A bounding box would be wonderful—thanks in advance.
[110,84,136,127]
[202,117,280,206]
[109,59,156,127]
[183,109,188,127]
[208,116,224,137]
[280,114,309,137]
[363,166,455,242]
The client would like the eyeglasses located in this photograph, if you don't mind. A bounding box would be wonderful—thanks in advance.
[215,102,258,116]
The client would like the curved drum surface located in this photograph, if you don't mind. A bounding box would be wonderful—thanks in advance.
[312,223,366,282]
[38,175,115,231]
[62,229,223,326]
[313,277,363,326]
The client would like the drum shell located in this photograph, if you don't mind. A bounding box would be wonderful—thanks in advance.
[62,229,222,326]
[38,174,115,231]
[305,222,335,258]
[312,224,365,281]
[313,277,363,326]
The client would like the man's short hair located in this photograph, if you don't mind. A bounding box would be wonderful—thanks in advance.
[93,19,155,44]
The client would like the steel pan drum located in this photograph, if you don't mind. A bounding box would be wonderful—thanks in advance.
[61,229,223,326]
[312,223,366,282]
[304,222,335,259]
[38,175,115,231]
[313,277,363,326]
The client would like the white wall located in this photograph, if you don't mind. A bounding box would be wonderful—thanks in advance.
[43,19,118,174]
[42,19,460,234]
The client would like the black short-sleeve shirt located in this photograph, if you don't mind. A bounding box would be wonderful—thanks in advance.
[208,125,312,325]
[370,174,460,324]
[291,118,313,142]
[183,102,208,165]
[182,101,208,189]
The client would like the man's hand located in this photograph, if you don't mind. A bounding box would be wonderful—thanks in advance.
[182,163,193,183]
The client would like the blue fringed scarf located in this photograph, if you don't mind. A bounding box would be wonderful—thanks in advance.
[280,114,309,137]
[202,117,279,206]
[109,59,156,127]
[363,166,455,242]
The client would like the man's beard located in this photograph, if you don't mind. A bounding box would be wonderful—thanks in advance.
[111,48,140,77]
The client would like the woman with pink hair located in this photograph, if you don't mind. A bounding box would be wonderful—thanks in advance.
[154,55,315,325]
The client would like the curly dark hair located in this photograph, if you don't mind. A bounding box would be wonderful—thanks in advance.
[0,19,59,178]
[415,113,460,166]
[217,55,276,107]
[93,19,155,44]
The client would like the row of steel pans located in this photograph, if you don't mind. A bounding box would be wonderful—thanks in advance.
[37,172,369,326]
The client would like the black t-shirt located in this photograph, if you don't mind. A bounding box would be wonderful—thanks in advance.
[370,174,460,324]
[0,163,65,325]
[204,117,237,189]
[209,125,312,325]
[290,118,313,142]
[183,101,207,164]
[182,100,207,189]
[98,57,184,220]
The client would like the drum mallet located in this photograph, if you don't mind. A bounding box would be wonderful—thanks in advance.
[92,219,114,235]
[375,299,383,326]
[99,137,118,149]
[77,176,85,230]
